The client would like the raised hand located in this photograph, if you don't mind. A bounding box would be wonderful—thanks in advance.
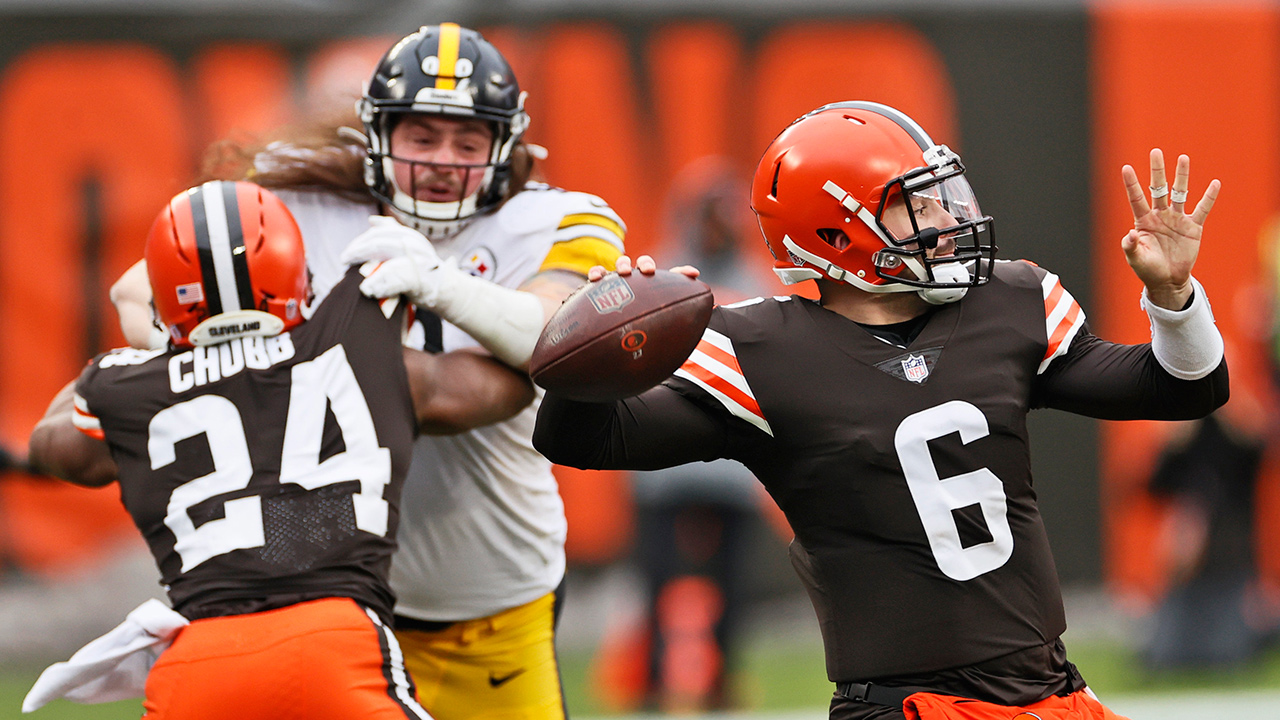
[1120,149,1221,310]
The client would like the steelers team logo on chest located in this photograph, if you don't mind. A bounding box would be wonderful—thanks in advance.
[460,246,498,279]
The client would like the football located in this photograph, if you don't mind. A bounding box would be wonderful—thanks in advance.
[530,270,714,402]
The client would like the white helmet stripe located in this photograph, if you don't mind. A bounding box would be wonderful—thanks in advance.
[822,180,894,246]
[199,182,244,314]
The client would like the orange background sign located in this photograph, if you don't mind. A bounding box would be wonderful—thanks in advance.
[0,9,1274,603]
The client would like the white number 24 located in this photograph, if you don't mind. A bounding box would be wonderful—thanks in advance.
[147,345,391,571]
[893,400,1013,581]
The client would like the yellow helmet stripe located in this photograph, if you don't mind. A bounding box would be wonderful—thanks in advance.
[435,22,461,90]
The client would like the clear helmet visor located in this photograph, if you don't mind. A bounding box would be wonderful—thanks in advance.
[883,174,983,244]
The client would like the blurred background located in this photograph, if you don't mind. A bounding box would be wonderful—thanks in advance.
[4,0,1280,718]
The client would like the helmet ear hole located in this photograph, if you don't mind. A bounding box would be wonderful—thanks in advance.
[816,228,851,251]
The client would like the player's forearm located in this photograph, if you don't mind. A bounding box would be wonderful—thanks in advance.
[111,260,166,349]
[1039,334,1228,421]
[429,273,547,371]
[533,385,726,470]
[407,349,535,434]
[28,383,118,487]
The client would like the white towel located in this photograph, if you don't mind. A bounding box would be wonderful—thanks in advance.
[22,599,188,712]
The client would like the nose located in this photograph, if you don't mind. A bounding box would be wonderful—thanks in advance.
[423,145,462,168]
[926,203,958,229]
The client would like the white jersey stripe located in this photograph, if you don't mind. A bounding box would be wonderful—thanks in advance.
[71,392,102,435]
[199,183,242,314]
[685,347,755,399]
[1038,272,1086,375]
[696,326,736,356]
[674,366,773,436]
[674,327,773,436]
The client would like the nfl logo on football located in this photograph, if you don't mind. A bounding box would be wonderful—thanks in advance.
[902,354,929,383]
[588,275,636,314]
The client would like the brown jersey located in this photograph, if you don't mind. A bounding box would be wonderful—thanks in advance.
[74,268,416,622]
[534,260,1228,690]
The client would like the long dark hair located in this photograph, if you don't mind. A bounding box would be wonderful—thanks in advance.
[197,110,537,206]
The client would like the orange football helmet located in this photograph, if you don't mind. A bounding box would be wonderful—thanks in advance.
[751,101,996,304]
[146,181,311,349]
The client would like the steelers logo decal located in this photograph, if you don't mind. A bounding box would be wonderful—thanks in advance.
[460,247,498,280]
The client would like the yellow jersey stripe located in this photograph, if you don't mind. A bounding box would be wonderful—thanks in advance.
[436,23,460,90]
[557,213,625,243]
[539,237,624,275]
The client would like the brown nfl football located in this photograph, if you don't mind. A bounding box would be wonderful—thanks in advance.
[530,270,714,401]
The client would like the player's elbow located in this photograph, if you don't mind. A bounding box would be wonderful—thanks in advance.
[28,423,117,487]
[531,393,609,469]
[1160,357,1230,421]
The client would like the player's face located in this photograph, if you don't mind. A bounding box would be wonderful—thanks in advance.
[881,191,960,258]
[389,115,495,203]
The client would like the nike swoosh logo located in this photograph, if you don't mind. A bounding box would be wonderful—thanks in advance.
[489,669,526,687]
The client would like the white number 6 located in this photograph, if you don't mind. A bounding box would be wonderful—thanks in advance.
[894,400,1013,581]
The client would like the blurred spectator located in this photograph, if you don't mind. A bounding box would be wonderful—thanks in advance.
[1143,411,1278,669]
[0,442,24,476]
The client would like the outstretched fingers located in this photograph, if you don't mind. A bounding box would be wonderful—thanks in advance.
[1170,154,1191,213]
[1148,148,1169,210]
[1121,163,1151,220]
[1190,178,1221,227]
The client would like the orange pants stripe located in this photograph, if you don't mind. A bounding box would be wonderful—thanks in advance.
[142,597,430,720]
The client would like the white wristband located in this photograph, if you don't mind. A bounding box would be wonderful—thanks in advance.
[428,266,546,370]
[1141,276,1224,380]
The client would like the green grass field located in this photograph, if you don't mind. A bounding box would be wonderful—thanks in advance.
[6,638,1280,720]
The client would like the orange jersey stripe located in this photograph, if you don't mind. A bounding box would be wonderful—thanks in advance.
[1044,298,1082,361]
[1043,277,1065,315]
[679,357,765,422]
[689,337,743,377]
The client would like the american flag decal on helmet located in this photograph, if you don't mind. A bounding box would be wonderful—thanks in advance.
[1038,271,1085,375]
[175,282,204,305]
[674,327,773,436]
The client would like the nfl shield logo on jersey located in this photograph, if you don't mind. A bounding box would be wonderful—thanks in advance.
[902,354,929,383]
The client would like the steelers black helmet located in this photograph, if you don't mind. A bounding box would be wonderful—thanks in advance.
[358,23,529,238]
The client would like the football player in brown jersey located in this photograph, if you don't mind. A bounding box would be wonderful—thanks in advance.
[532,102,1227,720]
[26,181,532,719]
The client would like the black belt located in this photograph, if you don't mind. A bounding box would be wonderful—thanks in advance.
[835,682,934,707]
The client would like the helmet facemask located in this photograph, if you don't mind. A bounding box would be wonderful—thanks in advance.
[359,24,530,241]
[870,146,996,297]
[363,104,527,240]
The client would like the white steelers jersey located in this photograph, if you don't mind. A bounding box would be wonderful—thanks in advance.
[276,183,626,621]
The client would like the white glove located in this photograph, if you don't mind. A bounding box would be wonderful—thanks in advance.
[340,216,453,307]
[339,216,546,370]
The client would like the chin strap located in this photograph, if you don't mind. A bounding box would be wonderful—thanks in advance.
[916,262,970,305]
